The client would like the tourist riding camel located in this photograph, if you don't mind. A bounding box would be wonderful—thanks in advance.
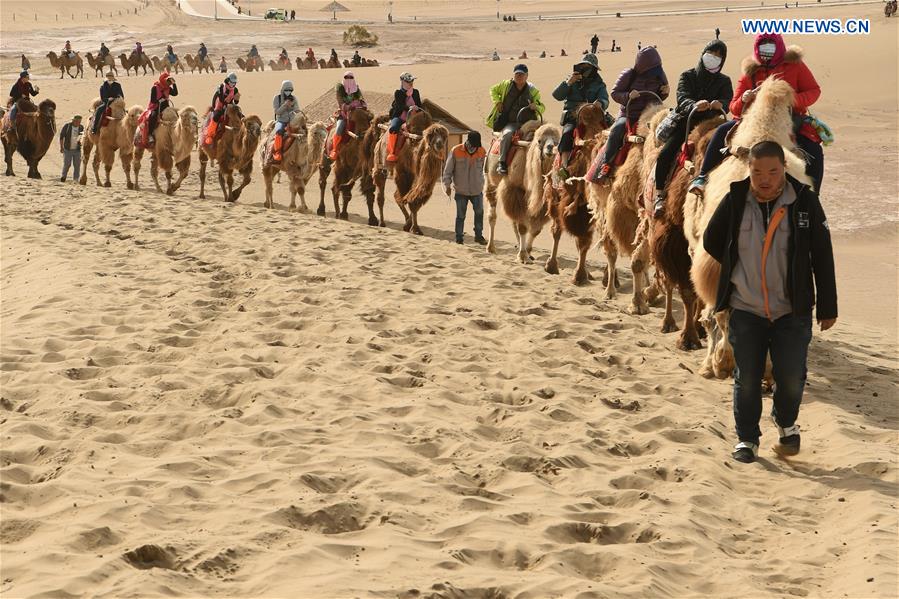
[144,71,178,145]
[551,52,608,182]
[328,71,367,161]
[198,43,208,62]
[486,63,545,175]
[92,71,125,135]
[6,71,40,127]
[132,42,144,62]
[63,40,75,59]
[99,43,110,61]
[165,45,178,67]
[652,39,732,217]
[271,79,298,162]
[592,46,670,183]
[204,73,240,146]
[386,72,423,163]
[248,45,260,59]
[351,51,362,66]
[689,33,824,195]
[278,48,290,67]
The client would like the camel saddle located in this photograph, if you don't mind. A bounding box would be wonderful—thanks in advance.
[262,126,301,165]
[199,112,226,150]
[488,127,536,165]
[585,121,646,184]
[134,109,154,149]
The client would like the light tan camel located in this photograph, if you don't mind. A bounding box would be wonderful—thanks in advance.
[152,56,186,74]
[295,56,319,70]
[370,110,448,234]
[132,105,199,195]
[687,78,812,379]
[261,115,328,211]
[268,58,293,71]
[79,97,141,188]
[484,120,561,262]
[118,53,154,76]
[85,52,117,77]
[186,54,214,74]
[198,105,263,202]
[236,57,264,72]
[46,51,84,79]
[589,102,667,314]
[2,98,56,178]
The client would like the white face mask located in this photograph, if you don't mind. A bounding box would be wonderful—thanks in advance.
[759,43,777,59]
[702,53,722,73]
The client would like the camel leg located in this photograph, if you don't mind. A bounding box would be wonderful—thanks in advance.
[103,157,113,188]
[515,223,530,264]
[230,165,252,202]
[132,148,143,191]
[120,150,133,190]
[317,163,330,216]
[485,186,498,254]
[27,158,41,179]
[3,141,13,177]
[676,287,703,351]
[289,177,300,212]
[263,166,275,209]
[79,138,92,185]
[340,186,351,220]
[149,155,161,192]
[170,158,190,194]
[198,155,208,199]
[330,180,341,218]
[374,170,387,226]
[661,280,678,333]
[629,245,651,315]
[712,310,735,379]
[164,165,174,196]
[91,149,102,186]
[218,168,231,202]
[296,184,309,213]
[572,229,593,286]
[544,219,562,275]
[395,191,412,232]
[602,234,618,299]
[409,207,423,236]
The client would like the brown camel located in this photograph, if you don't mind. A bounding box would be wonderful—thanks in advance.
[80,97,141,188]
[317,107,375,219]
[649,112,724,351]
[198,104,263,202]
[132,105,199,195]
[295,56,319,70]
[2,98,56,178]
[118,53,154,76]
[370,110,449,234]
[484,118,561,261]
[590,100,667,314]
[46,51,84,79]
[326,56,341,69]
[186,54,214,73]
[85,52,117,77]
[236,57,264,72]
[261,115,328,211]
[151,56,186,74]
[541,102,608,284]
[687,77,812,379]
[268,58,293,71]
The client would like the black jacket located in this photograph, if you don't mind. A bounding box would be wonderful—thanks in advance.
[389,88,421,120]
[100,81,124,103]
[9,80,38,101]
[703,174,837,320]
[675,40,733,125]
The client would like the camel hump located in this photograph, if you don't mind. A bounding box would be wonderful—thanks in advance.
[90,98,102,110]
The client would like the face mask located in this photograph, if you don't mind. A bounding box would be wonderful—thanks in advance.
[702,53,722,73]
[759,43,777,59]
[283,90,293,96]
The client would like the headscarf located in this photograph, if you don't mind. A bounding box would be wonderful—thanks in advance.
[343,71,358,94]
[753,33,786,67]
[696,40,727,82]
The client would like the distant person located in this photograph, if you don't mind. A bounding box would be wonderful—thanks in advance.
[560,48,567,56]
[611,39,616,52]
[351,50,362,66]
[590,33,599,54]
[492,49,500,61]
[248,44,259,59]
[519,51,528,59]
[219,56,227,72]
[290,9,295,19]
[637,40,642,50]
[63,40,75,59]
[539,50,546,58]
[443,130,488,245]
[485,63,545,175]
[165,44,178,66]
[715,27,721,39]
[198,42,208,62]
[20,54,30,71]
[702,140,837,464]
[59,115,83,183]
[144,71,178,145]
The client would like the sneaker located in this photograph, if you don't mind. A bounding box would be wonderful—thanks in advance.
[455,237,463,244]
[688,174,707,195]
[732,441,758,463]
[652,191,665,219]
[474,236,488,246]
[496,162,508,175]
[773,419,801,456]
[60,177,66,182]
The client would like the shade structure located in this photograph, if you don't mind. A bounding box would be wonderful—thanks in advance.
[320,1,349,19]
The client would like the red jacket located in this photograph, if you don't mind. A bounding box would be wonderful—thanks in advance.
[730,45,820,118]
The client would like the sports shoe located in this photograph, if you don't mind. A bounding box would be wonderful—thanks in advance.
[474,236,488,246]
[773,419,801,456]
[688,174,707,195]
[496,161,508,175]
[652,190,666,219]
[732,441,758,463]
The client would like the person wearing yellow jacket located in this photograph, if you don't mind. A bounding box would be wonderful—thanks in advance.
[485,64,545,175]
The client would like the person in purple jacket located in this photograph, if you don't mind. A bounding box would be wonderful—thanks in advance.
[592,46,669,182]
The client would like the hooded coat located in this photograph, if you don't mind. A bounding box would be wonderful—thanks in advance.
[273,81,298,124]
[675,40,734,125]
[610,46,669,121]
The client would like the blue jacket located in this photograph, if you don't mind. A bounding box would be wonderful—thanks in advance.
[552,73,609,125]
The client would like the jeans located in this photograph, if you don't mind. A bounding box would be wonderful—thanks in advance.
[455,193,484,241]
[600,117,628,165]
[654,122,688,190]
[495,123,517,165]
[335,117,347,136]
[697,119,737,178]
[558,121,577,154]
[61,148,81,180]
[388,116,403,133]
[8,102,18,122]
[274,121,286,134]
[728,309,813,445]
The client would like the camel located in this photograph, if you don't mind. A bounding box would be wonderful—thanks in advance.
[118,53,154,76]
[261,114,328,211]
[687,78,812,379]
[590,98,667,314]
[198,104,263,202]
[296,56,319,70]
[132,105,199,195]
[325,56,341,69]
[317,107,375,219]
[2,98,56,178]
[236,57,264,72]
[370,109,449,234]
[79,97,141,188]
[343,58,379,68]
[186,54,214,74]
[152,56,186,74]
[46,51,84,79]
[268,58,293,71]
[484,116,561,262]
[540,102,608,285]
[85,52,117,77]
[649,111,725,351]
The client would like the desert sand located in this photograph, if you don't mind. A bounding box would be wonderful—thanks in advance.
[1,1,897,597]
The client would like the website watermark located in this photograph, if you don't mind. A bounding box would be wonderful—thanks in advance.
[741,18,870,34]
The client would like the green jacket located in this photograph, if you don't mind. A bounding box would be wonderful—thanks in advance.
[485,79,545,128]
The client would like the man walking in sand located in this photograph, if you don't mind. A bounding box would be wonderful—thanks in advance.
[702,141,837,463]
[443,131,488,246]
[590,33,599,54]
[59,115,83,183]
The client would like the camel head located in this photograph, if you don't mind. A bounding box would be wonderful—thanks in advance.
[179,106,199,130]
[731,78,797,153]
[308,121,328,144]
[575,101,607,138]
[534,122,561,160]
[223,104,244,129]
[422,123,449,160]
[37,99,57,133]
[242,115,263,140]
[406,108,432,135]
[108,97,127,120]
